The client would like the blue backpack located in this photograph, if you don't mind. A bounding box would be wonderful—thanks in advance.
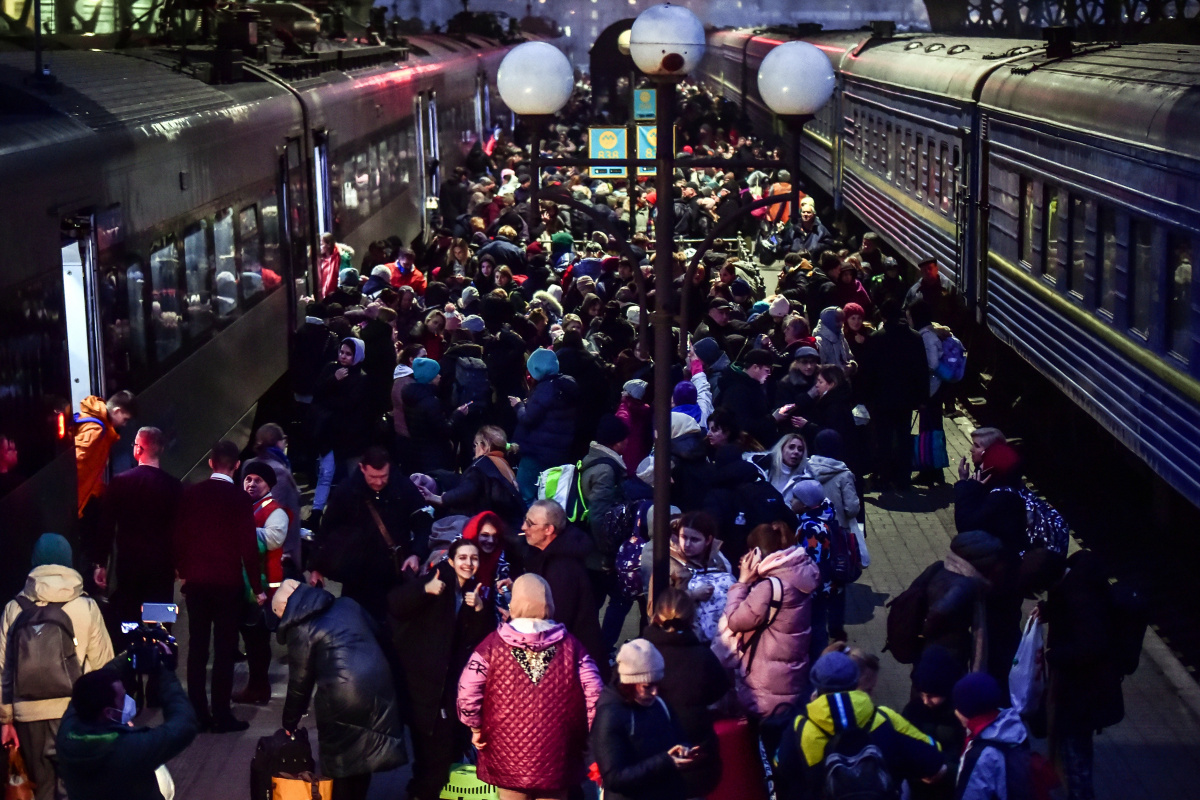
[935,335,967,382]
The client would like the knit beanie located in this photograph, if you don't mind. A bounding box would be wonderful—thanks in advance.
[843,302,865,319]
[31,533,72,569]
[810,651,860,693]
[813,429,844,460]
[731,278,752,298]
[339,267,359,287]
[911,645,963,698]
[693,337,723,368]
[981,442,1021,484]
[616,639,665,684]
[672,380,698,406]
[526,348,560,381]
[461,315,485,333]
[551,231,574,254]
[412,357,440,384]
[458,286,480,308]
[623,379,648,401]
[769,295,791,319]
[786,478,827,509]
[509,574,555,621]
[953,672,1005,718]
[750,300,770,317]
[243,462,277,489]
[595,414,630,447]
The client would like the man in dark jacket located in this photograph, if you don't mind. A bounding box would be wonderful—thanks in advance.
[309,446,429,623]
[904,256,959,325]
[785,197,833,257]
[1020,549,1125,800]
[804,252,842,328]
[522,500,607,679]
[511,349,581,505]
[858,301,928,490]
[275,580,407,800]
[56,660,198,800]
[717,349,794,450]
[476,230,526,272]
[93,426,182,642]
[173,440,265,732]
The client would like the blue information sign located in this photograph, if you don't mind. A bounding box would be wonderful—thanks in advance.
[637,124,657,176]
[589,127,627,178]
[633,88,656,121]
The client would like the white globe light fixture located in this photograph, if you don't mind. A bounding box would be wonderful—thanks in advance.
[496,41,574,116]
[617,29,632,57]
[628,3,705,78]
[756,41,835,117]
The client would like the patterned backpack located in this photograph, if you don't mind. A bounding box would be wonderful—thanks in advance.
[994,486,1070,555]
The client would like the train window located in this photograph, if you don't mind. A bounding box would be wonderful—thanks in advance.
[261,192,281,275]
[1069,196,1093,299]
[916,134,926,199]
[342,157,359,215]
[355,152,371,219]
[1167,234,1192,359]
[182,222,212,339]
[378,138,392,200]
[902,130,913,191]
[0,271,71,493]
[239,206,265,303]
[1130,220,1157,336]
[149,242,182,362]
[927,139,938,206]
[937,143,950,213]
[1044,185,1062,283]
[368,143,381,207]
[1019,176,1036,269]
[885,123,893,180]
[1097,207,1119,317]
[213,209,238,318]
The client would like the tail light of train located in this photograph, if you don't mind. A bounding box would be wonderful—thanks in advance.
[56,411,67,440]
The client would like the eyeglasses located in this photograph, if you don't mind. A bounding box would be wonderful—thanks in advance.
[523,517,544,528]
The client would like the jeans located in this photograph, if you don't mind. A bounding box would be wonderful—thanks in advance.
[313,451,336,511]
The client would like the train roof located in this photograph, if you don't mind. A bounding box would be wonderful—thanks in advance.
[832,34,1042,102]
[979,42,1200,161]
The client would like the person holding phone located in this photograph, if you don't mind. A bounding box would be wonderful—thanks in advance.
[388,539,494,800]
[592,639,693,800]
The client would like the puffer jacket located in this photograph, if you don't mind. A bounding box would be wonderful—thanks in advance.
[74,395,119,516]
[457,620,603,792]
[514,373,580,467]
[669,430,714,513]
[278,584,407,778]
[591,686,689,800]
[0,566,114,723]
[401,380,455,473]
[724,546,821,716]
[806,455,860,530]
[956,708,1031,800]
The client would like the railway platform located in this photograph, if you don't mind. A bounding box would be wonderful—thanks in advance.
[146,410,1200,800]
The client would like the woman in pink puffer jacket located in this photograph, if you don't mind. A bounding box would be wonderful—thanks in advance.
[722,523,821,718]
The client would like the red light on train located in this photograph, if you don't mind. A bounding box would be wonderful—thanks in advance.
[56,411,67,439]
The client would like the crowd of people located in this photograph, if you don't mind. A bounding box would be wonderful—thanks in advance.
[0,83,1131,800]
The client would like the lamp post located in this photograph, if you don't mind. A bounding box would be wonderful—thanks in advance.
[496,41,575,238]
[628,2,706,607]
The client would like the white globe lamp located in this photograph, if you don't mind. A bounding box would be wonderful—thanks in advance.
[756,41,835,117]
[628,3,705,78]
[497,41,574,116]
[617,28,632,57]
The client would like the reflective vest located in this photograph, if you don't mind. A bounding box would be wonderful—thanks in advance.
[253,495,290,594]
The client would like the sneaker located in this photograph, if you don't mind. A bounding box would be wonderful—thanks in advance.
[210,716,250,733]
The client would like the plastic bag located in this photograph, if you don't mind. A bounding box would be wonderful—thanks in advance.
[5,742,34,800]
[849,519,870,568]
[1009,616,1046,715]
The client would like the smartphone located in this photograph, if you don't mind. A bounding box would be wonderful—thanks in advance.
[141,603,178,624]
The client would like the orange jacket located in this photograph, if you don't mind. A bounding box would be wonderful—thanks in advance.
[74,396,119,517]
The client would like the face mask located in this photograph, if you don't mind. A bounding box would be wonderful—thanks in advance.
[120,693,137,724]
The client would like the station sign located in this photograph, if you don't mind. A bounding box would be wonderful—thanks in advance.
[637,124,657,176]
[589,127,627,178]
[633,88,656,121]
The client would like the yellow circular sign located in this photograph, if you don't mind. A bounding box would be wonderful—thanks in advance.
[639,91,651,103]
[645,128,657,147]
[598,130,619,150]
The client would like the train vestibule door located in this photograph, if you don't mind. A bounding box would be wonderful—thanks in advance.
[60,214,104,412]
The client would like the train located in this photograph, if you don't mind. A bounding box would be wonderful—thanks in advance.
[701,27,1200,513]
[0,25,526,590]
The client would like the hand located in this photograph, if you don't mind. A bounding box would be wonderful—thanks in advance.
[425,572,446,595]
[465,591,483,611]
[402,555,421,573]
[970,469,992,486]
[958,456,971,482]
[508,396,521,408]
[471,727,487,750]
[668,745,695,767]
[772,404,795,423]
[496,578,513,593]
[420,488,443,506]
[93,566,108,590]
[497,606,511,622]
[335,367,349,380]
[1,723,18,748]
[790,416,806,429]
[308,570,324,588]
[738,550,762,583]
[256,593,268,606]
[456,403,472,415]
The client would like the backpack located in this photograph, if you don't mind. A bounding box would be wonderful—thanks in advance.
[8,596,82,702]
[883,561,943,665]
[614,500,653,599]
[453,356,491,408]
[1108,581,1149,676]
[728,477,798,558]
[537,462,584,522]
[934,335,967,383]
[961,738,1059,800]
[800,708,898,800]
[596,501,642,559]
[994,487,1070,555]
[826,517,863,584]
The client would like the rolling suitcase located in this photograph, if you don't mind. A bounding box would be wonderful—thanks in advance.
[251,728,316,800]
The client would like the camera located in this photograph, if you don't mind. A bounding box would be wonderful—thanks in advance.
[120,603,179,674]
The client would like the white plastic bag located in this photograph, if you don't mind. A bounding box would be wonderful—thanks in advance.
[850,519,870,568]
[1009,615,1045,715]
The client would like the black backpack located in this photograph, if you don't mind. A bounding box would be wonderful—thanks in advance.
[883,561,942,665]
[453,356,491,408]
[1108,581,1149,676]
[802,707,898,800]
[8,596,82,702]
[595,501,642,559]
[826,517,863,584]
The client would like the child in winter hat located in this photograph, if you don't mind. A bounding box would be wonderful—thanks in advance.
[616,639,665,684]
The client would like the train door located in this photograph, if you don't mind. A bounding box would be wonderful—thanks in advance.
[278,137,311,327]
[312,130,333,238]
[474,73,485,144]
[61,214,104,411]
[414,91,441,233]
[426,90,441,198]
